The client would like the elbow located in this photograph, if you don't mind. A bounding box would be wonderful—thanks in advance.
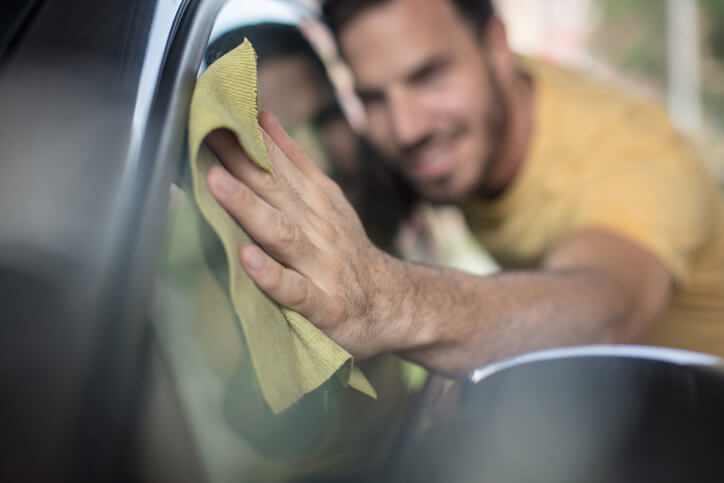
[613,279,674,344]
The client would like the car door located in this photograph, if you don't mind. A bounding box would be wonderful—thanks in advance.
[0,0,226,481]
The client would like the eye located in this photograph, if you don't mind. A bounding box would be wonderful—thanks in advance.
[357,89,385,108]
[312,104,344,128]
[409,59,448,86]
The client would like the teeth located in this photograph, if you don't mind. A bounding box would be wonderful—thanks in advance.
[415,144,448,166]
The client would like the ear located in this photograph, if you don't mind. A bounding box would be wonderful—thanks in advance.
[481,16,514,81]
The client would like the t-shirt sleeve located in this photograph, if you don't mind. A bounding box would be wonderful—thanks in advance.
[569,140,718,284]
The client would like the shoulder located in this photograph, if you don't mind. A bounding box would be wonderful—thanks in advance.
[521,57,675,149]
[520,56,713,187]
[519,58,722,278]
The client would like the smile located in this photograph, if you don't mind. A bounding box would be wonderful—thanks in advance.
[406,140,458,181]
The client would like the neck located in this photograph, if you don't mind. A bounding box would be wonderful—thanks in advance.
[479,68,534,199]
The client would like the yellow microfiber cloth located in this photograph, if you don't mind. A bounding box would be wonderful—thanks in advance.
[187,39,375,414]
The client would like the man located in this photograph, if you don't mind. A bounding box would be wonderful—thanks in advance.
[204,0,724,377]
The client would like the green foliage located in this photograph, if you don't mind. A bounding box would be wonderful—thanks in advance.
[700,0,724,62]
[592,0,724,127]
[591,0,668,82]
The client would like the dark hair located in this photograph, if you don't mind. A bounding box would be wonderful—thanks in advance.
[322,0,494,37]
[204,22,328,82]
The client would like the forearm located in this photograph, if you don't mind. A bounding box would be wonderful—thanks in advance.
[374,254,638,377]
[205,117,673,379]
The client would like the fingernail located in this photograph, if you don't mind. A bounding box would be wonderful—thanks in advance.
[242,247,265,271]
[211,168,238,195]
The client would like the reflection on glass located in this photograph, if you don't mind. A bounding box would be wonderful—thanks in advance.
[150,5,418,482]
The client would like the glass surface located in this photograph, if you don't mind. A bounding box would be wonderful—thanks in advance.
[149,3,415,482]
[148,2,724,482]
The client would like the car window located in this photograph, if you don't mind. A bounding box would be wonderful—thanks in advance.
[147,3,409,482]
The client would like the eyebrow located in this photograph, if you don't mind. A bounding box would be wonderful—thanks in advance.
[356,86,384,105]
[406,55,451,84]
[312,102,343,126]
[354,53,452,103]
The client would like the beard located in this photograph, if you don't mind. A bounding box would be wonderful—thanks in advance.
[400,61,511,204]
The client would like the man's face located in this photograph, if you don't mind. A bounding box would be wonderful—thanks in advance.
[339,0,508,203]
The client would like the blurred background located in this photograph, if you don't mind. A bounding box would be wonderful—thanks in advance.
[496,0,724,180]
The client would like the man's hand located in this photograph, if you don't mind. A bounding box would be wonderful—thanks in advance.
[204,112,674,377]
[205,111,399,359]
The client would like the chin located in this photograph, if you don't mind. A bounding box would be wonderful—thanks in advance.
[415,181,474,205]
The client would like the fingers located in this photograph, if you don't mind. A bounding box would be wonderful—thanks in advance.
[205,129,310,217]
[207,166,315,264]
[259,111,339,190]
[239,244,331,325]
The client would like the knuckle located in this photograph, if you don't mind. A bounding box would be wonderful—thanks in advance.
[259,172,278,191]
[262,130,277,153]
[229,182,252,205]
[308,209,335,238]
[288,277,309,308]
[260,260,283,291]
[324,178,343,195]
[276,215,299,245]
[317,218,338,241]
[327,299,348,326]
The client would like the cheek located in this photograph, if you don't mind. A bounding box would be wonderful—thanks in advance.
[436,69,491,128]
[446,71,500,162]
[365,108,395,154]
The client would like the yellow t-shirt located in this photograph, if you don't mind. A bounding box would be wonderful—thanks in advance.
[462,59,724,357]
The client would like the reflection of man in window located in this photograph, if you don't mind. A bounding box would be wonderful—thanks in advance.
[158,21,419,482]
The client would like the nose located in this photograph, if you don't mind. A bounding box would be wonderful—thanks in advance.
[386,88,430,147]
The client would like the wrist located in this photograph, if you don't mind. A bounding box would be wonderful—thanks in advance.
[366,251,438,355]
